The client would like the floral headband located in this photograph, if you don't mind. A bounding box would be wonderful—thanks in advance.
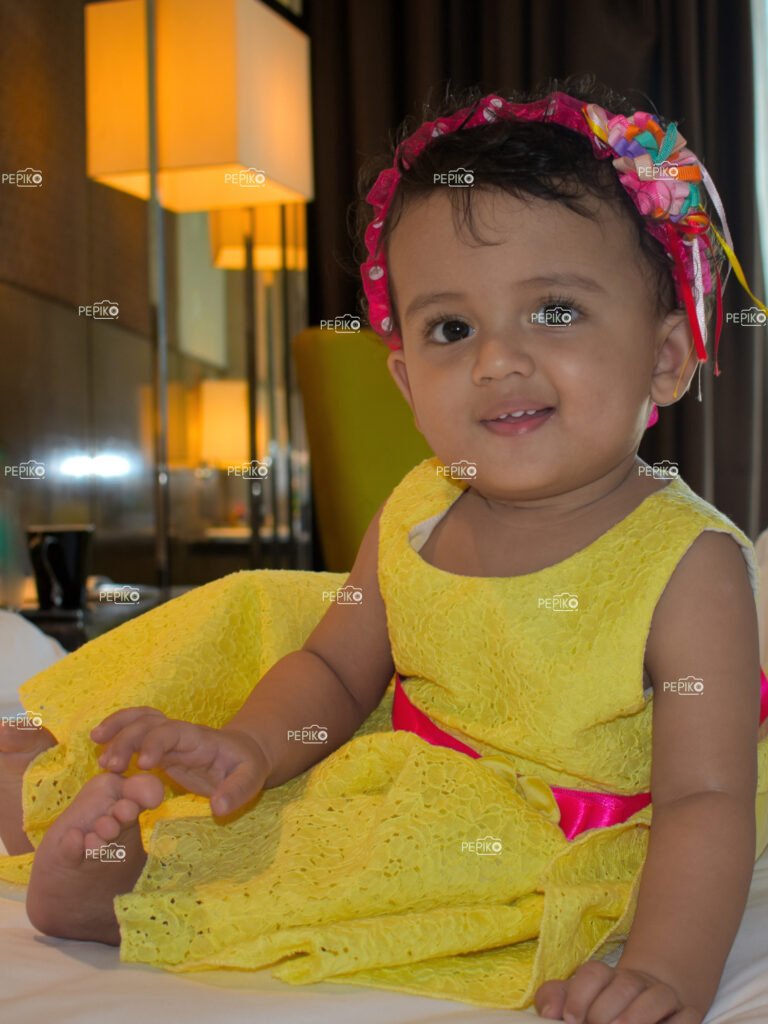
[361,92,768,420]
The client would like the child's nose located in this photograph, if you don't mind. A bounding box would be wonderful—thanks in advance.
[472,331,536,382]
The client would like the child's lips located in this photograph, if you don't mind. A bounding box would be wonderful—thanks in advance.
[481,408,555,436]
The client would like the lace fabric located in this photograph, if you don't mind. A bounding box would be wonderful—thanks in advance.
[0,458,764,1009]
[379,459,762,795]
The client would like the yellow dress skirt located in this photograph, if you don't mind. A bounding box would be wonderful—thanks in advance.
[0,569,719,1009]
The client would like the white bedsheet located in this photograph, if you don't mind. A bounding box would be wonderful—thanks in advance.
[0,845,766,1024]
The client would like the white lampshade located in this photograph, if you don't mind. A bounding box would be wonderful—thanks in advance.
[85,0,314,211]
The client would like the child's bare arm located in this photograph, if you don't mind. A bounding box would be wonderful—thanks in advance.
[91,505,394,811]
[538,531,761,1023]
[221,502,395,789]
[615,532,760,1010]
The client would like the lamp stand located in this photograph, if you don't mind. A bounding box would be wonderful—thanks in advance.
[279,204,295,563]
[146,0,171,589]
[244,212,263,569]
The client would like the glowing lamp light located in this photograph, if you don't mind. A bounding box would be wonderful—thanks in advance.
[85,0,314,212]
[60,453,133,478]
[208,203,308,270]
[91,454,133,478]
[199,380,250,468]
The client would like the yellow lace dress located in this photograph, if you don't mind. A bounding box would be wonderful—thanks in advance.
[1,455,766,1010]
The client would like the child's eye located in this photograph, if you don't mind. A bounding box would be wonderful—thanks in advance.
[530,294,585,328]
[422,316,474,345]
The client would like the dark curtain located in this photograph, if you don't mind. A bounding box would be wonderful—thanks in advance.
[304,0,766,537]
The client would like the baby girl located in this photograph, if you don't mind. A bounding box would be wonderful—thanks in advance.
[1,75,767,1024]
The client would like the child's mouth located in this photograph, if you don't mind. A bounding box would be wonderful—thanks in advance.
[481,408,555,436]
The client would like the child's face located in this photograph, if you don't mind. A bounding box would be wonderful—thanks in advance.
[386,188,696,496]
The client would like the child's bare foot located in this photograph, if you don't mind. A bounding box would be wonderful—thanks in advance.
[0,718,56,854]
[26,771,164,945]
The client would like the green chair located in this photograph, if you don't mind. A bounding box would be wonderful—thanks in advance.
[292,327,433,572]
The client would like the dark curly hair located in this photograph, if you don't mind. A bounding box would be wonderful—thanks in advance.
[348,73,724,343]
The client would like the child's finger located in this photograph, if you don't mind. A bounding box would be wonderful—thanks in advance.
[210,759,268,816]
[591,982,680,1024]
[560,960,615,1022]
[91,706,166,742]
[97,715,169,770]
[533,978,568,1019]
[135,722,191,768]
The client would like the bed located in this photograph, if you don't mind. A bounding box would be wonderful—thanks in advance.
[0,840,767,1023]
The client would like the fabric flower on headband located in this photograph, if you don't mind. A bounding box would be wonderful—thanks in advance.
[583,104,714,302]
[587,107,702,218]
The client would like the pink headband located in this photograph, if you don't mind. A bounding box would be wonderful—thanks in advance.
[361,91,768,400]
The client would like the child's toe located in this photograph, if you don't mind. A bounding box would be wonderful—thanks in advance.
[92,814,122,841]
[111,798,141,824]
[123,772,165,810]
[59,826,87,866]
[83,830,109,854]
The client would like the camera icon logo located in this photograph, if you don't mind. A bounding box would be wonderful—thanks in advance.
[85,842,127,862]
[538,592,579,611]
[742,307,766,326]
[433,167,475,187]
[725,306,768,327]
[99,585,140,604]
[663,675,704,695]
[80,300,119,319]
[228,459,270,479]
[475,835,503,856]
[301,724,329,744]
[638,161,679,180]
[319,313,361,333]
[0,713,44,729]
[93,299,120,320]
[448,460,477,480]
[448,167,474,187]
[531,306,572,326]
[245,459,269,479]
[18,459,46,479]
[18,167,43,187]
[243,167,266,186]
[653,459,679,478]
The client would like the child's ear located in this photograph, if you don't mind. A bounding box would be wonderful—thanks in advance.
[649,309,699,408]
[386,348,421,429]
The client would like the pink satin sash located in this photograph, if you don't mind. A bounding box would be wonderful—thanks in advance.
[393,668,768,841]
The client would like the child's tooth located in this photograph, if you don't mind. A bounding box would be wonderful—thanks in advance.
[494,409,545,420]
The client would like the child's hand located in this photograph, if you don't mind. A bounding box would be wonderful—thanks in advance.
[534,960,703,1022]
[90,707,272,816]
